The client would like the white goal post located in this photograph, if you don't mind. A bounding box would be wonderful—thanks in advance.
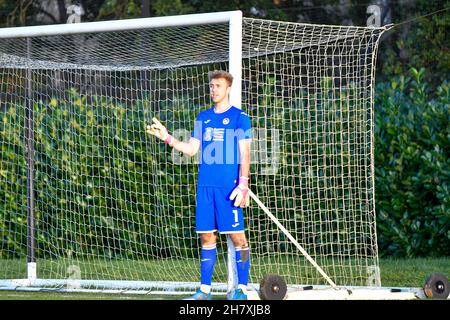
[0,10,394,298]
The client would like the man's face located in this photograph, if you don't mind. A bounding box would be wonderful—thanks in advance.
[209,78,230,104]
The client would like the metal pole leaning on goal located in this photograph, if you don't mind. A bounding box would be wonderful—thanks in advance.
[248,189,338,289]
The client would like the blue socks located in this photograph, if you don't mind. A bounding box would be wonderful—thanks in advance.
[200,244,217,289]
[200,244,250,293]
[236,246,250,287]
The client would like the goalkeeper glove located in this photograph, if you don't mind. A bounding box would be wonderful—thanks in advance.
[146,117,174,146]
[230,176,250,208]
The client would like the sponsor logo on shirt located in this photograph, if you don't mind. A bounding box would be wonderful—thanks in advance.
[212,128,225,141]
[203,127,225,142]
[204,127,213,141]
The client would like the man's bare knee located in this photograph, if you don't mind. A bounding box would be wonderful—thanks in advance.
[229,233,249,263]
[229,233,248,248]
[200,232,217,246]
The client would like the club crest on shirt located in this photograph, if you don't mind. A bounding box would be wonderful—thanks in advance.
[223,118,230,125]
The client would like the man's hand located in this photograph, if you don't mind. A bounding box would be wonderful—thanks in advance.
[146,117,174,145]
[230,177,250,208]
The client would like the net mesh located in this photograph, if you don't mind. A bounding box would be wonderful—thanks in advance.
[0,17,385,291]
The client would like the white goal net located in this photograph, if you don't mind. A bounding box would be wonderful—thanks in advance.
[0,12,388,294]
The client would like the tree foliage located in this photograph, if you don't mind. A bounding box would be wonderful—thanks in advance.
[377,0,450,86]
[374,68,449,257]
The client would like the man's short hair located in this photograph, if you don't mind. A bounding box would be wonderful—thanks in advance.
[208,70,233,87]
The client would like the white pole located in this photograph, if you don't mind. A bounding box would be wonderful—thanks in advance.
[228,10,243,109]
[27,262,36,283]
[0,11,242,38]
[226,10,243,298]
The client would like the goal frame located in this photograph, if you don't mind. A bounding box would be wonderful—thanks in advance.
[0,10,243,295]
[0,10,429,300]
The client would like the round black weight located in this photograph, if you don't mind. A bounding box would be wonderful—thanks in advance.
[423,273,449,299]
[259,274,287,300]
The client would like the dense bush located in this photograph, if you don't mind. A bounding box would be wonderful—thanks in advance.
[0,92,200,259]
[374,68,449,257]
[1,68,448,259]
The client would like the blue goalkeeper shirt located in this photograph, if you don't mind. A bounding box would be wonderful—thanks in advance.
[191,105,252,189]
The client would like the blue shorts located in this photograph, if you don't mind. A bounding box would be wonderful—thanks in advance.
[195,186,245,234]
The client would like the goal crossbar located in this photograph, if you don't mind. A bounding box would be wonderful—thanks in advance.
[0,11,243,39]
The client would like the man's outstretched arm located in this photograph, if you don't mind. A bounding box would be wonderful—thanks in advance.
[146,117,200,156]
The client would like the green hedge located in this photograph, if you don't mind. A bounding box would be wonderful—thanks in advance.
[0,92,200,259]
[1,68,448,259]
[374,68,449,257]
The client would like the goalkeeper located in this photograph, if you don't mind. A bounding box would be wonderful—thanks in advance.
[146,70,252,300]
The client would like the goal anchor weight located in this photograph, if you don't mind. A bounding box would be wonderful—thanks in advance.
[259,274,287,300]
[423,273,449,299]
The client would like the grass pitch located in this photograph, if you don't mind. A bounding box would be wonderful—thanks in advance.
[0,257,448,300]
